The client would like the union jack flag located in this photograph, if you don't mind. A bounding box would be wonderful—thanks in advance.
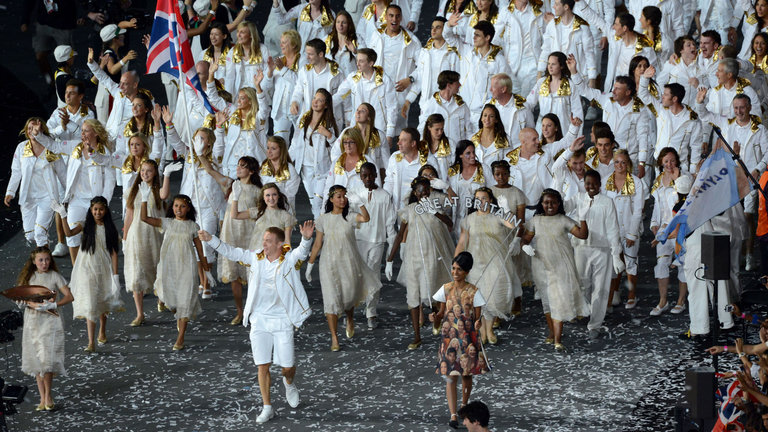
[146,0,214,114]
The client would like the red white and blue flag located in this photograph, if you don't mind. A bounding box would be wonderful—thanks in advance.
[146,0,214,114]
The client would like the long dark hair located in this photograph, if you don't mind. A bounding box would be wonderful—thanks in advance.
[546,52,570,79]
[304,88,339,138]
[81,196,119,256]
[208,21,232,50]
[238,156,263,187]
[540,113,563,143]
[324,184,349,220]
[166,194,197,221]
[126,160,162,210]
[442,0,473,16]
[641,6,662,38]
[451,140,476,173]
[329,11,357,57]
[407,176,432,204]
[253,183,289,220]
[477,104,507,141]
[467,187,498,215]
[533,188,565,216]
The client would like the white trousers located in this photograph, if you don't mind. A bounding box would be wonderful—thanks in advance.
[684,268,734,335]
[66,198,90,247]
[271,116,292,143]
[197,205,219,262]
[356,239,387,318]
[21,198,54,247]
[575,245,611,331]
[512,56,539,96]
[301,164,326,219]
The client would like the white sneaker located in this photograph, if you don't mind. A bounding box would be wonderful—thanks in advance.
[52,243,68,257]
[283,377,300,408]
[255,405,274,423]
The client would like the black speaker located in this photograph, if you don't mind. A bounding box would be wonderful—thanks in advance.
[701,232,730,280]
[686,367,715,421]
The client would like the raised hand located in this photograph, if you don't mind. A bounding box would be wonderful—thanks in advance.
[569,136,586,152]
[299,220,315,239]
[164,160,184,176]
[162,105,173,124]
[643,65,656,79]
[139,182,151,202]
[566,54,577,75]
[570,115,583,128]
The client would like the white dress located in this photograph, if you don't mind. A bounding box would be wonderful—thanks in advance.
[247,208,296,250]
[22,271,67,377]
[218,183,260,284]
[397,202,455,308]
[526,214,589,322]
[461,212,521,318]
[316,211,382,315]
[124,194,162,294]
[70,224,119,321]
[154,218,202,320]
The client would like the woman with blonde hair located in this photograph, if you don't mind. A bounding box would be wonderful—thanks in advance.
[260,136,301,212]
[265,29,301,141]
[207,69,269,178]
[225,21,271,95]
[5,118,67,248]
[33,118,116,264]
[331,103,389,175]
[323,127,380,204]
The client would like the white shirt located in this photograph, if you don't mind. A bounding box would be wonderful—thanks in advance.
[250,258,285,319]
[351,187,396,244]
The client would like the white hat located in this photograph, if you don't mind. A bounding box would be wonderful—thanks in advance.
[54,45,77,62]
[100,24,127,43]
[193,0,211,15]
[675,175,693,195]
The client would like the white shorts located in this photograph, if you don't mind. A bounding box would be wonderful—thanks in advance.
[249,316,295,367]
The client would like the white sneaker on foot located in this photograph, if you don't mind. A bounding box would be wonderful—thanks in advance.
[283,377,300,408]
[52,243,68,257]
[746,254,757,271]
[256,405,274,423]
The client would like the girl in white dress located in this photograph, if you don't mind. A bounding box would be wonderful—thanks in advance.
[198,154,262,325]
[522,188,589,351]
[118,129,164,214]
[306,185,379,351]
[123,160,169,326]
[17,246,73,411]
[387,176,455,349]
[53,196,121,353]
[455,187,520,344]
[141,194,210,351]
[232,183,296,249]
[260,136,301,212]
[447,140,487,238]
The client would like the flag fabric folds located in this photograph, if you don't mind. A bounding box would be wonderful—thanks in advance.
[657,147,750,257]
[146,0,213,114]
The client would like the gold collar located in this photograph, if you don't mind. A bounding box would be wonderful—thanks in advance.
[72,142,106,160]
[423,138,451,157]
[260,160,291,182]
[351,66,384,85]
[471,129,509,150]
[605,172,635,195]
[22,140,60,162]
[333,153,367,175]
[539,76,571,96]
[508,0,543,16]
[122,154,149,174]
[300,4,333,26]
[232,44,263,64]
[447,163,485,183]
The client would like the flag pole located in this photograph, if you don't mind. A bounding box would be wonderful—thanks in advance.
[711,124,767,199]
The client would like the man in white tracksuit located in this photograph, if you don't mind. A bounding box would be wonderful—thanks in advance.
[200,221,315,425]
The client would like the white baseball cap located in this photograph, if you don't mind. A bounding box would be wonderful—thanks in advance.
[54,45,77,62]
[100,24,127,43]
[675,175,693,195]
[193,0,211,15]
